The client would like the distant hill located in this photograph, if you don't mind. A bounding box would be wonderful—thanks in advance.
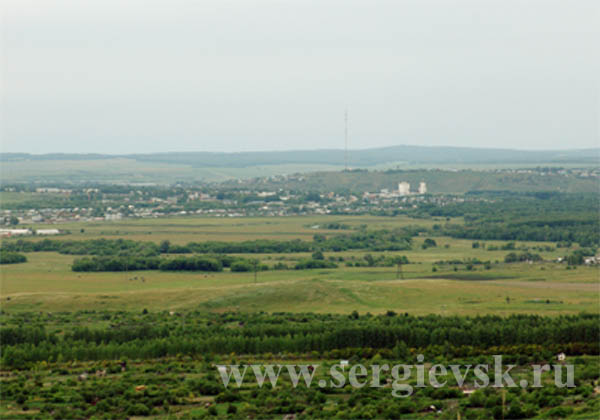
[226,169,599,194]
[2,145,598,167]
[1,146,598,185]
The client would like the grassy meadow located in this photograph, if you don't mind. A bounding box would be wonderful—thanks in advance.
[2,216,598,316]
[21,215,450,244]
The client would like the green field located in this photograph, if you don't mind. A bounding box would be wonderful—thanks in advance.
[2,216,598,316]
[22,215,448,243]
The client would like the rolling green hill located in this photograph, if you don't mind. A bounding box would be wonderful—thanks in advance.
[1,146,597,184]
[226,168,599,194]
[2,145,598,167]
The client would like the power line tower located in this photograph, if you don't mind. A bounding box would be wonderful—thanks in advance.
[396,260,404,280]
[344,108,349,171]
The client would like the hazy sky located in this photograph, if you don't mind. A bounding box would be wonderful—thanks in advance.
[1,0,598,154]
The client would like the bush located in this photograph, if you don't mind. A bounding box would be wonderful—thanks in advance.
[127,403,150,416]
[230,261,253,272]
[294,259,338,270]
[0,251,27,264]
[546,406,573,418]
[159,256,222,272]
[312,250,324,260]
[273,262,289,270]
[504,252,542,263]
[422,238,437,249]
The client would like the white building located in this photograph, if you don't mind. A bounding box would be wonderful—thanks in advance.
[36,229,61,235]
[0,229,32,237]
[398,182,411,196]
[418,182,427,195]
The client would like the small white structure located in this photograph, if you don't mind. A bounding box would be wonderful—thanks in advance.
[0,229,32,237]
[340,360,349,368]
[418,181,427,195]
[398,182,411,196]
[557,352,566,362]
[36,187,68,193]
[36,229,60,235]
[257,191,276,198]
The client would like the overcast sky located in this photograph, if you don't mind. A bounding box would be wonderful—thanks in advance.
[1,0,598,154]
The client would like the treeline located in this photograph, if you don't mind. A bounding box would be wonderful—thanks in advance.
[71,255,224,272]
[0,250,27,264]
[1,311,597,367]
[2,238,160,256]
[419,192,600,247]
[443,215,599,248]
[2,229,412,257]
[504,252,542,263]
[166,229,412,253]
[70,255,340,272]
[166,239,311,254]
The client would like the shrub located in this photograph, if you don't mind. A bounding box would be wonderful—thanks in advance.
[0,251,27,264]
[230,261,253,272]
[294,259,337,270]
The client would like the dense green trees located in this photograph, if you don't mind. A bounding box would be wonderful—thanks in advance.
[0,250,27,264]
[184,229,412,253]
[3,238,160,256]
[230,259,268,272]
[294,259,338,269]
[158,256,223,272]
[1,311,597,367]
[72,256,223,272]
[1,310,597,419]
[426,192,600,247]
[444,216,599,248]
[72,256,160,272]
[2,229,413,257]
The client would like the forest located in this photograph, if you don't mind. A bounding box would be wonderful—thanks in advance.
[2,311,597,368]
[418,192,599,247]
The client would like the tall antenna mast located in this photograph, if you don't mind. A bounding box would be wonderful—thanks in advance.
[344,108,348,171]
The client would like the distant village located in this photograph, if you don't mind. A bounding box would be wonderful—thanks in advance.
[1,181,432,230]
[0,176,486,234]
[1,166,598,234]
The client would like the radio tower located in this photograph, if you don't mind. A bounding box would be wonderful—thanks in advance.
[344,108,348,171]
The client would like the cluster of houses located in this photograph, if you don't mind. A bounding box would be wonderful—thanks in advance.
[1,181,505,227]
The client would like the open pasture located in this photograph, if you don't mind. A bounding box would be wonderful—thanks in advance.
[21,215,453,244]
[2,230,598,316]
